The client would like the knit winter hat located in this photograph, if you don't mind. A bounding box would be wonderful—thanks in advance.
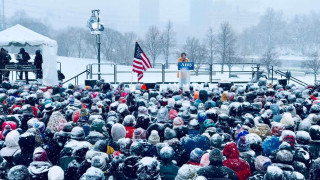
[8,165,30,180]
[173,117,184,126]
[175,165,198,180]
[168,109,178,120]
[310,125,320,140]
[200,153,210,167]
[209,149,222,163]
[271,122,285,136]
[296,131,311,144]
[133,128,146,140]
[164,127,177,140]
[48,166,64,180]
[71,126,85,140]
[157,107,169,123]
[33,147,48,161]
[159,146,175,162]
[280,112,294,126]
[237,136,250,152]
[276,150,293,164]
[254,155,272,172]
[123,115,136,127]
[203,119,215,128]
[190,148,204,162]
[148,130,160,145]
[279,130,296,146]
[111,123,126,141]
[298,119,311,132]
[188,119,200,130]
[197,112,207,123]
[264,166,283,180]
[211,134,222,148]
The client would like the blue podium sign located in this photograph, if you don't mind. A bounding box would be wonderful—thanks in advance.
[178,62,194,70]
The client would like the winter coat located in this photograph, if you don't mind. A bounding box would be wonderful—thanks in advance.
[239,150,256,172]
[309,140,320,160]
[169,140,189,166]
[13,133,35,167]
[0,130,20,158]
[177,57,188,78]
[272,163,303,179]
[248,171,265,180]
[47,111,65,132]
[34,53,43,69]
[181,132,210,155]
[173,125,188,140]
[18,51,30,64]
[197,161,238,180]
[146,123,172,142]
[223,142,251,180]
[160,161,179,180]
[28,161,52,180]
[125,126,135,139]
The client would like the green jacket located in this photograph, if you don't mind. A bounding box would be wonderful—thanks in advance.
[160,161,179,180]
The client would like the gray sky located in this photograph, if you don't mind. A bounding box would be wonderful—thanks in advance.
[4,0,320,39]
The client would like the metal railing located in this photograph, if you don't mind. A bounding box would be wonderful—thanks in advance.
[84,62,261,84]
[63,69,90,85]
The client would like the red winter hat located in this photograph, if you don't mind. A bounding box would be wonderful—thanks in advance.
[283,135,296,147]
[118,97,127,104]
[33,147,48,161]
[169,109,178,120]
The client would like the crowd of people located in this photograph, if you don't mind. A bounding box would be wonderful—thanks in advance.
[0,78,319,180]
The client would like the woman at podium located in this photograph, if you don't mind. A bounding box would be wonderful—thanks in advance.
[177,52,190,88]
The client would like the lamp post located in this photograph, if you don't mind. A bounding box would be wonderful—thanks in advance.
[88,10,104,80]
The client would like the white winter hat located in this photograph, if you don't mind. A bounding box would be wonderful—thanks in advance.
[175,164,198,180]
[48,166,64,180]
[148,130,160,145]
[299,119,312,131]
[280,113,294,126]
[0,130,20,157]
[111,123,126,141]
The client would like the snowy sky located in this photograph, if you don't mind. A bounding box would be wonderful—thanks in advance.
[4,0,320,34]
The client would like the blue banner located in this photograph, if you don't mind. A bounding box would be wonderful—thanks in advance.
[178,62,194,70]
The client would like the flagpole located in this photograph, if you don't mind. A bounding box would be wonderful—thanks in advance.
[130,38,139,92]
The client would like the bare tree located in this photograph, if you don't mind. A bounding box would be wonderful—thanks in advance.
[304,52,320,84]
[216,22,236,73]
[260,47,281,78]
[184,37,208,76]
[160,21,176,69]
[121,32,137,65]
[56,29,75,57]
[143,26,162,67]
[101,28,123,63]
[206,27,215,65]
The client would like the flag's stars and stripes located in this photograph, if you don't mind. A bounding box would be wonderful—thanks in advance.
[132,42,152,82]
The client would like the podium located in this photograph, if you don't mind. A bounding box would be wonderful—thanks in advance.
[178,62,194,88]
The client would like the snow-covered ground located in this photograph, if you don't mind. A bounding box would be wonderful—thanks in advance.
[57,56,316,87]
[7,55,315,87]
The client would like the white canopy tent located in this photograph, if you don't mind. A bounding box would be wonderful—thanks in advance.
[0,24,58,86]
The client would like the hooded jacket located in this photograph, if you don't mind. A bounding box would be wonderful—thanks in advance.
[0,130,20,158]
[223,142,251,180]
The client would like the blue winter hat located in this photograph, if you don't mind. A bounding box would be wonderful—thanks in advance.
[236,130,249,143]
[237,136,250,152]
[203,119,215,128]
[190,148,204,162]
[197,112,207,123]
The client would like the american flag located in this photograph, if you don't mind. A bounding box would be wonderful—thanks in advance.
[132,42,152,82]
